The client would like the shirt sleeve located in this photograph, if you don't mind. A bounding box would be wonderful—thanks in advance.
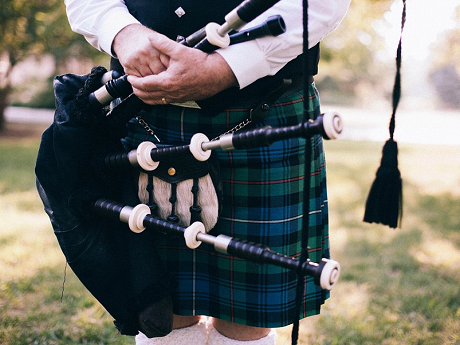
[216,0,351,88]
[65,0,350,87]
[64,0,140,55]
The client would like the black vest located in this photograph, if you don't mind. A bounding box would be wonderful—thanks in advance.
[112,0,320,113]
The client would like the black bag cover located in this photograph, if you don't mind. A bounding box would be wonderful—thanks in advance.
[35,67,175,335]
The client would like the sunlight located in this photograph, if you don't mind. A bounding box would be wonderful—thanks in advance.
[384,0,460,61]
[0,193,61,281]
[411,232,460,270]
[322,282,370,319]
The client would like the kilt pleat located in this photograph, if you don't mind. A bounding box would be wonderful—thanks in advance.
[122,84,330,328]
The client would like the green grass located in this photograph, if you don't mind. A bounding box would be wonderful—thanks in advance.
[275,140,460,345]
[0,123,133,345]
[0,142,41,194]
[1,122,460,344]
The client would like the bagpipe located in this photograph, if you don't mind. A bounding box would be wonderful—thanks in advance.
[74,65,343,289]
[35,0,343,340]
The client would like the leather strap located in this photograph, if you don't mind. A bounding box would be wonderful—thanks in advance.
[250,75,313,123]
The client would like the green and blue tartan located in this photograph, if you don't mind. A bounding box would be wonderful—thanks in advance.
[122,83,330,328]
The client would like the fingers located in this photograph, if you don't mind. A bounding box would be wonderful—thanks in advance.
[113,25,169,77]
[120,45,168,77]
[122,57,164,77]
[128,75,165,105]
[127,51,237,105]
[128,74,184,105]
[122,30,177,77]
[124,31,237,105]
[147,32,183,57]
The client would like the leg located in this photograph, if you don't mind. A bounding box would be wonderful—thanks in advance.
[212,319,271,341]
[207,318,276,344]
[173,315,202,329]
[138,313,201,338]
[135,315,205,344]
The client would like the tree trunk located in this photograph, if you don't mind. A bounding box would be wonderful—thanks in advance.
[0,86,10,132]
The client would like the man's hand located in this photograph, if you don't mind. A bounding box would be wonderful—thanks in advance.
[113,24,169,77]
[113,25,238,105]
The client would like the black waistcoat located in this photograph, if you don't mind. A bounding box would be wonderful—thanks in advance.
[112,0,320,113]
[125,0,243,41]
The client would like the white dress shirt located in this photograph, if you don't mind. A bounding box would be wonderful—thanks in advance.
[65,0,350,88]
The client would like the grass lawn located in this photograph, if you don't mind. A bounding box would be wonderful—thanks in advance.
[1,121,459,344]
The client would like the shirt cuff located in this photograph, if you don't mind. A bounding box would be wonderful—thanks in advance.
[216,40,272,89]
[97,8,140,56]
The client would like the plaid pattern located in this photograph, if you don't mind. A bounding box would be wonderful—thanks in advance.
[122,84,330,328]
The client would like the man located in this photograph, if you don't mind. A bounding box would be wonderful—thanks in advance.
[63,0,350,343]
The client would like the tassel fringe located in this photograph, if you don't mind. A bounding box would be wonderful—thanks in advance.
[363,138,403,228]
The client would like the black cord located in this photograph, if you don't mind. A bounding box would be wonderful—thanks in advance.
[363,0,405,229]
[60,261,68,303]
[389,0,406,140]
[291,0,311,343]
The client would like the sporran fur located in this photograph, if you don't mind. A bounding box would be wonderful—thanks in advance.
[137,149,222,232]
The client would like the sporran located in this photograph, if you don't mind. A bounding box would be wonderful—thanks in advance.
[137,142,223,233]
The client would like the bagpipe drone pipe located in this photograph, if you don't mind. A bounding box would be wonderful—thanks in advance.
[48,65,342,286]
[35,0,342,338]
[91,110,343,281]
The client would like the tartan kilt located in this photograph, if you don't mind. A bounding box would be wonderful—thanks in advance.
[121,83,330,328]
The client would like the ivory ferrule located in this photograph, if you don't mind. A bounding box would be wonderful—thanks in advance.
[212,234,233,254]
[128,150,138,166]
[217,134,235,151]
[220,10,246,34]
[119,206,133,223]
[93,87,113,106]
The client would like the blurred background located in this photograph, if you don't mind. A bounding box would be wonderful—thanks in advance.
[1,0,460,125]
[1,0,460,344]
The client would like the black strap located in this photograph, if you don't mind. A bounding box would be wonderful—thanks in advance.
[250,75,313,123]
[147,173,158,215]
[190,178,203,224]
[167,184,179,223]
[249,78,292,122]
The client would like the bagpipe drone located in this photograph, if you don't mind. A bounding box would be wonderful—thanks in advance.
[35,0,343,341]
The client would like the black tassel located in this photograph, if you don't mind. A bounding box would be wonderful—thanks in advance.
[363,138,402,228]
[364,0,406,229]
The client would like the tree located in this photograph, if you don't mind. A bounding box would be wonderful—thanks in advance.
[318,0,396,105]
[0,0,105,130]
[429,6,460,108]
